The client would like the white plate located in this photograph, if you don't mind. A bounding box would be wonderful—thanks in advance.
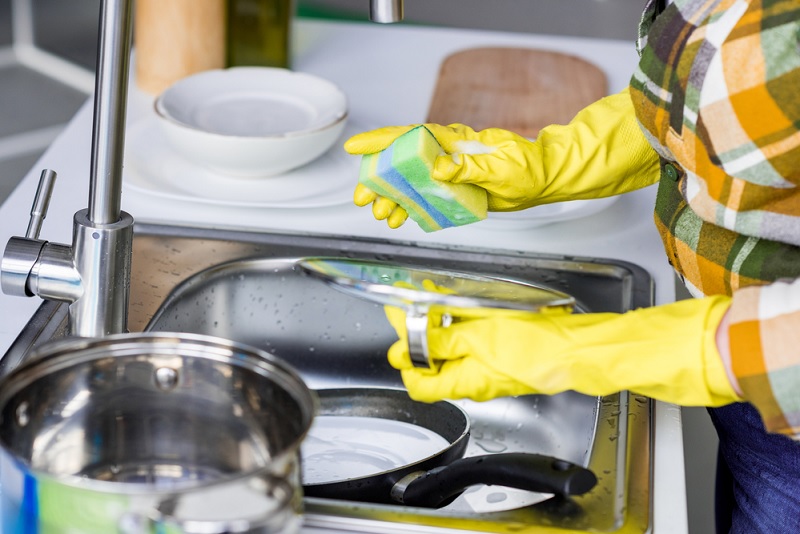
[123,116,360,209]
[476,197,619,230]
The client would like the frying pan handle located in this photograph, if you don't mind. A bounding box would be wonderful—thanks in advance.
[392,452,597,509]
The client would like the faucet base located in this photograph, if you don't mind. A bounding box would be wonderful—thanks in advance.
[70,208,134,337]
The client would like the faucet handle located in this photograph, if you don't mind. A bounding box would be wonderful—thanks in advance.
[1,169,57,297]
[25,169,57,240]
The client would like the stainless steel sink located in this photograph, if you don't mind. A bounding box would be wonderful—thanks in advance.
[2,222,654,533]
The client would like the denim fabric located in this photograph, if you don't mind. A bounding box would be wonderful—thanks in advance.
[709,403,800,533]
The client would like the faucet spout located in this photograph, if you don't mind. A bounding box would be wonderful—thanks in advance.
[89,0,134,225]
[0,0,135,338]
[370,0,404,23]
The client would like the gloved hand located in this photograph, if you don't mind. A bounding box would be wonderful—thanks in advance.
[385,296,743,407]
[346,88,661,228]
[353,183,410,228]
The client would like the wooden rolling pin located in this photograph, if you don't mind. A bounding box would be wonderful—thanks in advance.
[135,0,227,94]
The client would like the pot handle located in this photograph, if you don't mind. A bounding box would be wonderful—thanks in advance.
[391,452,597,509]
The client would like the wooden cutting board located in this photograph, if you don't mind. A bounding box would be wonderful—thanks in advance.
[426,47,607,138]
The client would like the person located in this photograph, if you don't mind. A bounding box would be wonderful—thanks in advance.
[343,0,800,532]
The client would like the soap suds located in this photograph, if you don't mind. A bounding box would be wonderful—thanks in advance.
[454,140,497,155]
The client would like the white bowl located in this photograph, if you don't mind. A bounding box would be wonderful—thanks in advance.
[154,67,348,178]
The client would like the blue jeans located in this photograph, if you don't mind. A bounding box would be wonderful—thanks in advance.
[709,403,800,533]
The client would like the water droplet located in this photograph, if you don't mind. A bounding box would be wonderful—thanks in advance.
[486,492,508,503]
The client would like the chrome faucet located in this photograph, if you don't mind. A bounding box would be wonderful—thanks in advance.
[370,0,404,23]
[1,0,402,339]
[0,0,135,338]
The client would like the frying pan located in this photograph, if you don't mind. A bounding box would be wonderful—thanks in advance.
[301,388,597,508]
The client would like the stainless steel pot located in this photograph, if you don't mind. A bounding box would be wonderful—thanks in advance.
[0,332,316,533]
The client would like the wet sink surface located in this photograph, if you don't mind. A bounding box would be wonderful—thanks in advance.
[3,223,654,533]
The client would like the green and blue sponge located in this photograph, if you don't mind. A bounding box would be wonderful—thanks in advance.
[358,126,488,232]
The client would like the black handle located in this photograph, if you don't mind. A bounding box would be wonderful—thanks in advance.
[395,452,597,508]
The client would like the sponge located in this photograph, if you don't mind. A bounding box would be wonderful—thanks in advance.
[359,145,447,232]
[358,126,488,232]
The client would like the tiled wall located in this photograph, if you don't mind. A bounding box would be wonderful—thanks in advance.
[0,0,10,46]
[0,0,94,204]
[32,0,99,69]
[0,0,100,67]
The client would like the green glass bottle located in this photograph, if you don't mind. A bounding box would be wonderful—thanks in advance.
[227,0,295,68]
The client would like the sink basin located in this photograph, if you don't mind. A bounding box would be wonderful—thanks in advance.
[2,223,654,533]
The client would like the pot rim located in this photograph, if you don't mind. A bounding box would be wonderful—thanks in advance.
[0,332,317,496]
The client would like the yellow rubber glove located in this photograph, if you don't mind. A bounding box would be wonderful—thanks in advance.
[353,183,410,228]
[385,296,743,407]
[346,88,660,228]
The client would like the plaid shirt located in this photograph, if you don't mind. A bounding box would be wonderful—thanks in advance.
[630,0,800,437]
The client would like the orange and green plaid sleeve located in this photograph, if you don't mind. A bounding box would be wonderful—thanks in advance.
[729,281,800,438]
[631,0,800,437]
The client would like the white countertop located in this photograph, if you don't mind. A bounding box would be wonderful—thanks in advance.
[0,19,685,533]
